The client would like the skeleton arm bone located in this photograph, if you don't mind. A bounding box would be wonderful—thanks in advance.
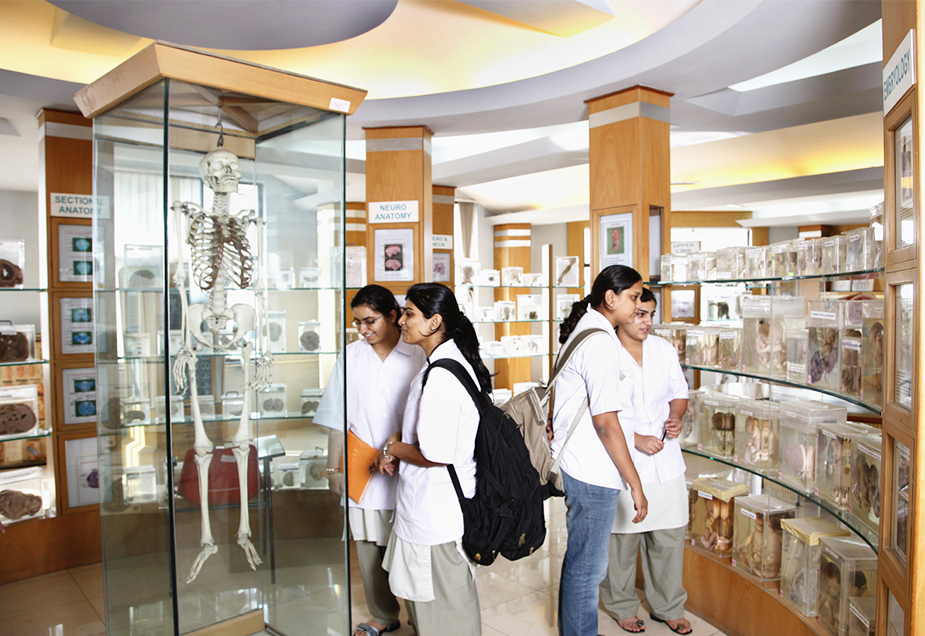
[249,213,273,389]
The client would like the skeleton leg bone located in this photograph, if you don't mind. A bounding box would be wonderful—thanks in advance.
[186,346,218,584]
[233,341,262,570]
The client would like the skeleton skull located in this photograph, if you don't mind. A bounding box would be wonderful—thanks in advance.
[200,149,241,194]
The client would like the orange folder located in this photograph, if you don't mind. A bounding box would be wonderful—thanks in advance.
[346,430,380,504]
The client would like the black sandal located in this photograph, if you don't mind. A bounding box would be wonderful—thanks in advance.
[648,615,692,635]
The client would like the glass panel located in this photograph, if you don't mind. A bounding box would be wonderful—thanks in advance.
[93,79,177,635]
[892,438,910,567]
[888,589,906,636]
[94,76,349,635]
[253,113,350,635]
[894,116,915,249]
[894,284,914,410]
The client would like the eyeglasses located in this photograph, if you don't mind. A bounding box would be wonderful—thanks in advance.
[351,315,384,329]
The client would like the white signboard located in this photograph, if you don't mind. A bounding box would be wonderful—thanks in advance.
[432,234,453,250]
[369,201,419,223]
[50,193,110,218]
[884,30,915,115]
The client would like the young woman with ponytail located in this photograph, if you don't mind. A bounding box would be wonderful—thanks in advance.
[374,283,489,636]
[552,264,649,636]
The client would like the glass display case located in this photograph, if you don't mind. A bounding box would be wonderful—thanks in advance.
[80,43,365,636]
[731,494,794,581]
[688,476,748,557]
[779,516,850,617]
[816,537,877,636]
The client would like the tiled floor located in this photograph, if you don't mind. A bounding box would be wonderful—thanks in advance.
[0,499,727,636]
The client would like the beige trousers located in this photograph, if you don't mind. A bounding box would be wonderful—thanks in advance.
[599,526,688,621]
[404,542,481,636]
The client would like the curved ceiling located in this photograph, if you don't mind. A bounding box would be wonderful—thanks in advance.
[47,0,400,50]
[0,0,886,221]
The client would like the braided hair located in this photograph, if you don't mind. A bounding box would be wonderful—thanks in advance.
[558,264,643,344]
[405,283,493,394]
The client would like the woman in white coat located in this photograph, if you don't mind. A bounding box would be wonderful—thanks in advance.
[376,283,492,636]
[552,264,649,636]
[599,288,691,635]
[314,285,426,636]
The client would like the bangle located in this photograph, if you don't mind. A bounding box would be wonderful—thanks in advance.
[323,468,341,475]
[381,440,396,459]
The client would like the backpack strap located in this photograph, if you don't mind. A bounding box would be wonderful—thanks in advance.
[422,358,486,503]
[547,327,611,392]
[547,327,611,474]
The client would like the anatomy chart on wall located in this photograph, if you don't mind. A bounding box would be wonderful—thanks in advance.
[374,228,414,282]
[599,212,633,269]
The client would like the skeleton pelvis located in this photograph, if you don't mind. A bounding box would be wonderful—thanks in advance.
[188,302,256,349]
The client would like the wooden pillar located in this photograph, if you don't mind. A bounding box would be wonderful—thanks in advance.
[343,201,366,312]
[363,126,433,296]
[586,86,673,281]
[567,220,589,294]
[880,5,922,636]
[433,185,455,285]
[0,109,103,585]
[493,224,531,390]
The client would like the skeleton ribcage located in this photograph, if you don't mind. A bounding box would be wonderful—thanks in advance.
[188,213,254,290]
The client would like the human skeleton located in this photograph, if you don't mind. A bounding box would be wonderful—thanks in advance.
[171,148,272,583]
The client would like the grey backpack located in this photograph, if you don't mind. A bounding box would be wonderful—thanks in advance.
[500,328,609,497]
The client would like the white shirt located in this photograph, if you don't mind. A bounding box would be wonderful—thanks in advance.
[617,334,689,485]
[550,307,632,490]
[394,340,479,546]
[314,337,426,511]
[612,334,689,534]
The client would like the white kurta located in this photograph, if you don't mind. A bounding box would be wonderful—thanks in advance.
[612,334,690,534]
[550,307,632,490]
[393,340,479,546]
[314,337,426,514]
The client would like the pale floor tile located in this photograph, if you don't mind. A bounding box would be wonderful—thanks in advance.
[0,570,86,618]
[3,598,106,636]
[480,589,559,634]
[68,562,104,600]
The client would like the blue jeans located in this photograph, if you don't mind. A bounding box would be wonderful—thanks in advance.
[558,471,621,636]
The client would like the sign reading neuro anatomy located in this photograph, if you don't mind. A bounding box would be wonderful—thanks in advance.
[369,201,419,223]
[883,29,915,115]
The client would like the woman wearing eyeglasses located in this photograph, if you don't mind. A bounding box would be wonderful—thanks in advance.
[314,284,427,636]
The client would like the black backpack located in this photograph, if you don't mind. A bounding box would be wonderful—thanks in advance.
[422,359,546,566]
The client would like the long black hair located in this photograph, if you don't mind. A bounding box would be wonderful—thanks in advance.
[558,265,642,344]
[405,282,493,394]
[351,284,401,325]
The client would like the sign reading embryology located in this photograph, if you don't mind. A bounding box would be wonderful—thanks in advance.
[883,30,915,115]
[369,201,419,223]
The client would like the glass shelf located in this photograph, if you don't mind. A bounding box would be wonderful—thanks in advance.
[0,428,52,444]
[481,352,551,360]
[102,350,339,363]
[682,447,878,552]
[118,412,316,428]
[0,359,49,368]
[650,267,883,287]
[472,319,554,324]
[0,287,47,293]
[683,364,882,415]
[112,286,343,293]
[455,284,575,290]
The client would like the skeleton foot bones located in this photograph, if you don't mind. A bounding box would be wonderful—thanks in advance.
[173,148,272,583]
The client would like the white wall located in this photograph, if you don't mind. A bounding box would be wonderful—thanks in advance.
[0,190,42,326]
